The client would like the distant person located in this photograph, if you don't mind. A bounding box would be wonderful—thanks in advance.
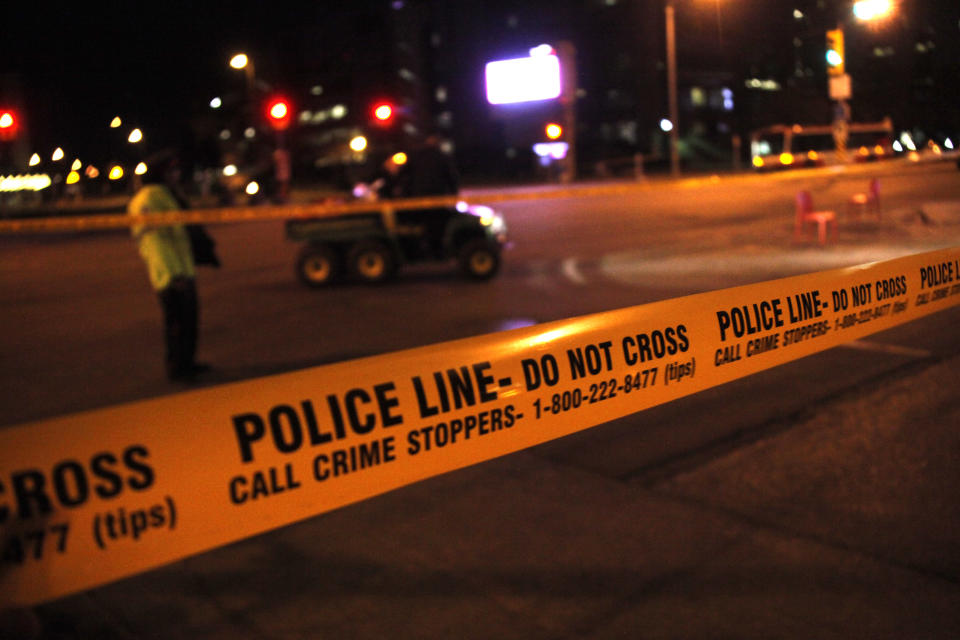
[405,135,459,197]
[128,157,210,382]
[402,136,460,255]
[371,154,408,200]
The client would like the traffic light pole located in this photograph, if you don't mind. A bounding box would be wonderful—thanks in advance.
[826,26,851,162]
[273,130,290,203]
[557,41,577,183]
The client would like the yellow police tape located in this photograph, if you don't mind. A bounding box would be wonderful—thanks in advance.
[2,247,959,606]
[0,184,656,234]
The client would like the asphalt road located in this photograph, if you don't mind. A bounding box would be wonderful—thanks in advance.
[2,159,960,638]
[2,159,959,426]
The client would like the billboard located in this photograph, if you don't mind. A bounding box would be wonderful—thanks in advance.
[485,51,562,105]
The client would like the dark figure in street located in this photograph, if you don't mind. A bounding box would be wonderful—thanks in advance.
[128,159,210,382]
[398,136,460,256]
[404,134,460,197]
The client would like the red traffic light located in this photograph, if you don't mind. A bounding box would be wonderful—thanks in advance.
[0,109,19,140]
[372,102,394,123]
[265,97,292,130]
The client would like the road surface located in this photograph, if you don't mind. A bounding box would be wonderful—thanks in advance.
[2,159,959,638]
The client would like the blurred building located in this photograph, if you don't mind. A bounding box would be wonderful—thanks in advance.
[180,0,960,185]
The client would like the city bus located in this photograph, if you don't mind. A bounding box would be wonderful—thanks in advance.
[750,118,894,170]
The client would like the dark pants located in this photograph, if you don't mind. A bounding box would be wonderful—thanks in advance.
[158,277,198,379]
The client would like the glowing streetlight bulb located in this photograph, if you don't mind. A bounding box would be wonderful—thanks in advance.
[349,135,368,152]
[128,128,143,143]
[110,116,122,128]
[108,165,124,180]
[853,0,893,21]
[135,162,148,175]
[29,153,40,167]
[71,159,82,171]
[52,147,64,161]
[230,53,249,70]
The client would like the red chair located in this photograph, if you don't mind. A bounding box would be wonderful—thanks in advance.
[847,178,881,219]
[795,190,837,244]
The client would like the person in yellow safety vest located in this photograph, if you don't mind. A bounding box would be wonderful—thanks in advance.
[128,165,210,382]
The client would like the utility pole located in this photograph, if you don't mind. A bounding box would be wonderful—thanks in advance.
[557,41,577,183]
[665,1,680,177]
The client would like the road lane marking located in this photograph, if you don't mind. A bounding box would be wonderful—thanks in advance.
[561,257,587,285]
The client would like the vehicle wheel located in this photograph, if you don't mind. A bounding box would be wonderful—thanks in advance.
[296,243,340,287]
[458,239,501,280]
[348,240,397,283]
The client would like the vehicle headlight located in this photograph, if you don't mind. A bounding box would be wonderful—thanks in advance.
[488,213,506,235]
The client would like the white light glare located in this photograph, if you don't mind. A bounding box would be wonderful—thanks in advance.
[532,142,569,159]
[899,131,916,151]
[660,119,674,133]
[853,0,892,21]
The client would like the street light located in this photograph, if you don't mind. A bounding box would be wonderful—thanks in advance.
[853,0,893,22]
[230,52,256,94]
[229,53,248,70]
[664,1,725,178]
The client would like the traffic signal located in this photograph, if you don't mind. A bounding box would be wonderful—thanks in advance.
[266,97,292,130]
[826,29,845,76]
[0,108,19,141]
[372,102,395,125]
[545,122,563,140]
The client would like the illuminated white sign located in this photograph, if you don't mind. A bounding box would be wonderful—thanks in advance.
[485,53,562,105]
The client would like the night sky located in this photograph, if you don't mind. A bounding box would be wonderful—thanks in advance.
[2,1,321,162]
[4,1,959,169]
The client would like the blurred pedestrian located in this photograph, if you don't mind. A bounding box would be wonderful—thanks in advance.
[128,155,210,382]
[402,135,459,255]
[372,154,408,200]
[405,134,459,197]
